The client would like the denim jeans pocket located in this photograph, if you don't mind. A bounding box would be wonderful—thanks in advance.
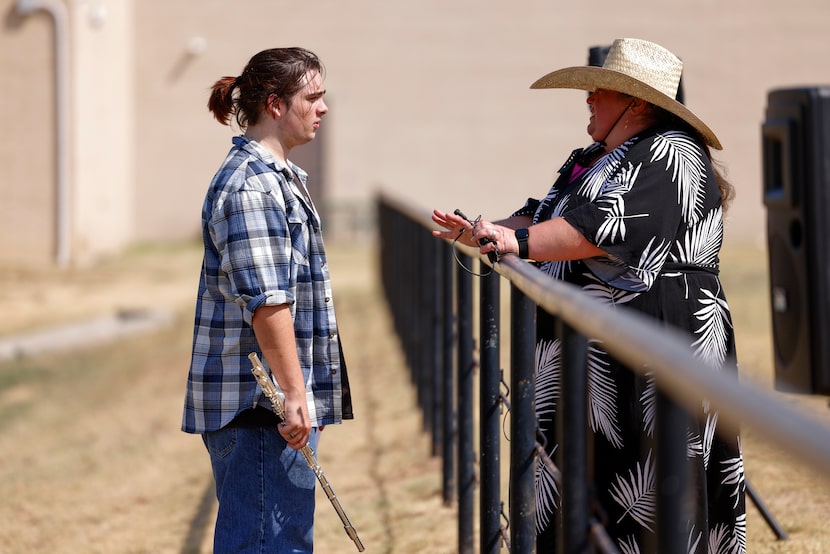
[202,426,238,459]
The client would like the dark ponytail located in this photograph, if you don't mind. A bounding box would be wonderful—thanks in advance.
[207,76,239,126]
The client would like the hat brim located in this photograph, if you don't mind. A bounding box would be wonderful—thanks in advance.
[531,66,722,150]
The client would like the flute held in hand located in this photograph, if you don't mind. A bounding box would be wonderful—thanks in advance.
[248,353,365,552]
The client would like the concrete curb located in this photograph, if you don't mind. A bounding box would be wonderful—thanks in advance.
[0,309,174,362]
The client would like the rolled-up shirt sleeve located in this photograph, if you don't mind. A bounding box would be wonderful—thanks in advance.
[212,188,295,325]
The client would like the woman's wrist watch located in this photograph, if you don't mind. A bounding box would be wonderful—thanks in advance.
[515,228,529,259]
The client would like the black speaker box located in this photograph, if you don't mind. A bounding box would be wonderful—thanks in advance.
[762,86,830,394]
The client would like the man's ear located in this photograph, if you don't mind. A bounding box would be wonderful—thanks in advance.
[268,94,282,118]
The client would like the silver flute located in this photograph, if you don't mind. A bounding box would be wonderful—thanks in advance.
[248,353,365,552]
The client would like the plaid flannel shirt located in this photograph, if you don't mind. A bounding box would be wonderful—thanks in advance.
[182,136,345,434]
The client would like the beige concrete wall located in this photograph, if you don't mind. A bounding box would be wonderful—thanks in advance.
[3,0,830,266]
[72,0,134,264]
[131,0,830,249]
[1,0,133,267]
[1,0,58,266]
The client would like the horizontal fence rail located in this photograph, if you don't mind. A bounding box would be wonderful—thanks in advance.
[376,192,830,553]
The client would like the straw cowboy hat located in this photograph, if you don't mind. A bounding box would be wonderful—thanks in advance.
[530,38,722,150]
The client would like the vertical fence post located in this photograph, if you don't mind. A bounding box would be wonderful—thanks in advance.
[558,321,591,553]
[655,390,690,553]
[415,231,430,431]
[480,269,502,554]
[510,285,536,553]
[430,239,444,455]
[456,253,475,554]
[442,240,456,506]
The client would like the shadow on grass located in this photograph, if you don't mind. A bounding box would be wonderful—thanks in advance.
[180,478,216,554]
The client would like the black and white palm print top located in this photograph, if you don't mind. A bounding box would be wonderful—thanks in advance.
[520,126,747,554]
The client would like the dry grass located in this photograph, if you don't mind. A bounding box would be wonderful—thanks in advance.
[0,240,458,554]
[720,245,830,553]
[0,239,828,552]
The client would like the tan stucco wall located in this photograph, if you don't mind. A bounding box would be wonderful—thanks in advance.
[72,0,134,264]
[2,0,57,265]
[3,0,830,266]
[2,0,133,266]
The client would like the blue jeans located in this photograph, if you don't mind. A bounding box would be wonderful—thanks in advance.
[203,425,320,553]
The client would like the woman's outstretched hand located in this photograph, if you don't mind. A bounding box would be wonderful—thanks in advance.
[432,209,515,259]
[431,209,480,247]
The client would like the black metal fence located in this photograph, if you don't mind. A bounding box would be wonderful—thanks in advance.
[376,192,830,553]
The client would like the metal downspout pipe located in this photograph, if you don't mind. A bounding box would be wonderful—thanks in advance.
[16,0,71,267]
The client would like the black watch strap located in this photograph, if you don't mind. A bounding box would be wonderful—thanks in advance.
[515,228,529,259]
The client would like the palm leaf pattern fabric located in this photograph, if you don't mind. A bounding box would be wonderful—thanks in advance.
[523,127,746,552]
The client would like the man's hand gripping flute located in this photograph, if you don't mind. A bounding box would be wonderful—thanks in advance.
[248,353,365,552]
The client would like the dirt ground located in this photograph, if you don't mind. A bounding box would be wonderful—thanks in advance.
[0,240,456,554]
[0,239,829,553]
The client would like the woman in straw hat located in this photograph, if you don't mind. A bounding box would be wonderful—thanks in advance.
[433,38,745,552]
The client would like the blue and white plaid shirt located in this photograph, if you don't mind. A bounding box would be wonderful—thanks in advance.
[182,136,347,434]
